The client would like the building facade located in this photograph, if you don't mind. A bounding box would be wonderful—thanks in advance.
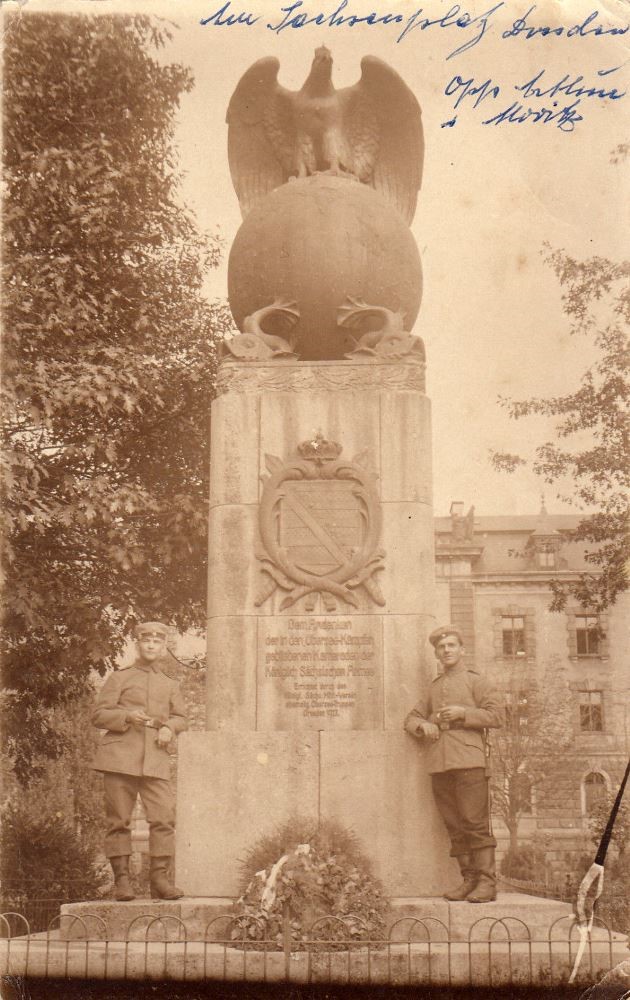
[434,502,629,877]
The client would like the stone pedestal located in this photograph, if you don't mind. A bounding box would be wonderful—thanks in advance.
[59,893,579,943]
[176,359,456,896]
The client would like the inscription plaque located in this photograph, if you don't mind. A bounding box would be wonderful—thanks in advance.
[257,616,383,730]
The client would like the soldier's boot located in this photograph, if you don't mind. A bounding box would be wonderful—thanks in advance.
[443,855,478,901]
[467,847,497,903]
[150,856,184,900]
[110,856,135,902]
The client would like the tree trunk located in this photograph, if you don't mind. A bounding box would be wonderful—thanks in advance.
[508,819,519,855]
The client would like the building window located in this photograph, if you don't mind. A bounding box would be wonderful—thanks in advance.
[576,615,601,656]
[567,610,608,660]
[579,690,603,732]
[505,692,529,730]
[537,544,556,569]
[502,616,526,657]
[583,772,607,814]
[493,607,536,661]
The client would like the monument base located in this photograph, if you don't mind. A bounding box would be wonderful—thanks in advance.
[60,892,580,942]
[175,730,457,898]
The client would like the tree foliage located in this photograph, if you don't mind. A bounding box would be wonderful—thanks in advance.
[1,13,232,781]
[588,789,630,860]
[491,247,629,611]
[0,798,109,926]
[491,656,573,854]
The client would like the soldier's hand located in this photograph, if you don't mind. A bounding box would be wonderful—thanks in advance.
[126,710,151,725]
[440,705,466,722]
[420,722,440,741]
[156,725,172,748]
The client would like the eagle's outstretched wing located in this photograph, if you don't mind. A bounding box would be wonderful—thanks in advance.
[226,58,295,218]
[342,56,424,225]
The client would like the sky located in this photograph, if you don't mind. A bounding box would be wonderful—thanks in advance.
[19,0,630,516]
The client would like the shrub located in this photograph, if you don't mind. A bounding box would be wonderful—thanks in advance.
[232,816,388,951]
[588,793,630,859]
[0,800,108,930]
[500,845,539,880]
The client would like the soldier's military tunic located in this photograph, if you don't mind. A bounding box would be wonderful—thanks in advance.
[404,666,503,858]
[92,660,188,858]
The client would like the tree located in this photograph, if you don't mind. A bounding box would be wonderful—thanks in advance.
[588,789,630,860]
[1,13,233,782]
[491,655,574,857]
[491,248,629,612]
[0,697,109,915]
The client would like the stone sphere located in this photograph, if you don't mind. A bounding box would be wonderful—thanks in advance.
[228,175,422,361]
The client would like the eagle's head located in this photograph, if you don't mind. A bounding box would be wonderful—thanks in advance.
[303,46,334,93]
[313,45,333,68]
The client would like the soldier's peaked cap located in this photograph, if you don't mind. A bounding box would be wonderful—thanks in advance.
[135,621,169,640]
[429,625,463,647]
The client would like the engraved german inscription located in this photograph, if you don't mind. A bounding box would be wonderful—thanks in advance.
[257,616,383,730]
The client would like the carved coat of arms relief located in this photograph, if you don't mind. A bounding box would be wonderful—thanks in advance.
[255,433,386,613]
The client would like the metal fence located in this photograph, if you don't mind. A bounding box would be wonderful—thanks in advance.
[0,910,625,986]
[0,898,65,934]
[0,878,110,935]
[497,875,575,901]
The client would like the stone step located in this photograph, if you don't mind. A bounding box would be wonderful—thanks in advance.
[60,897,233,942]
[59,892,621,945]
[389,893,580,942]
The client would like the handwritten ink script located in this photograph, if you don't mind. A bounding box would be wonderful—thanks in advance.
[200,2,628,60]
[200,0,504,55]
[445,66,626,131]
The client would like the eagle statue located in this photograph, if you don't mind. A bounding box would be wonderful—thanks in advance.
[226,47,424,225]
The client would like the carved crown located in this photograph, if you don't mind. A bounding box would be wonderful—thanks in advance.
[297,432,342,464]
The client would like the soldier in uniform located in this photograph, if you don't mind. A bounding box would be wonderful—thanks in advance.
[404,625,503,903]
[92,621,188,901]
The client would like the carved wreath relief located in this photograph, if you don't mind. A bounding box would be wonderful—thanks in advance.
[256,434,386,613]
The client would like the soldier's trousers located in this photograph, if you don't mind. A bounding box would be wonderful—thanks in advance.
[431,767,496,857]
[103,772,175,858]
